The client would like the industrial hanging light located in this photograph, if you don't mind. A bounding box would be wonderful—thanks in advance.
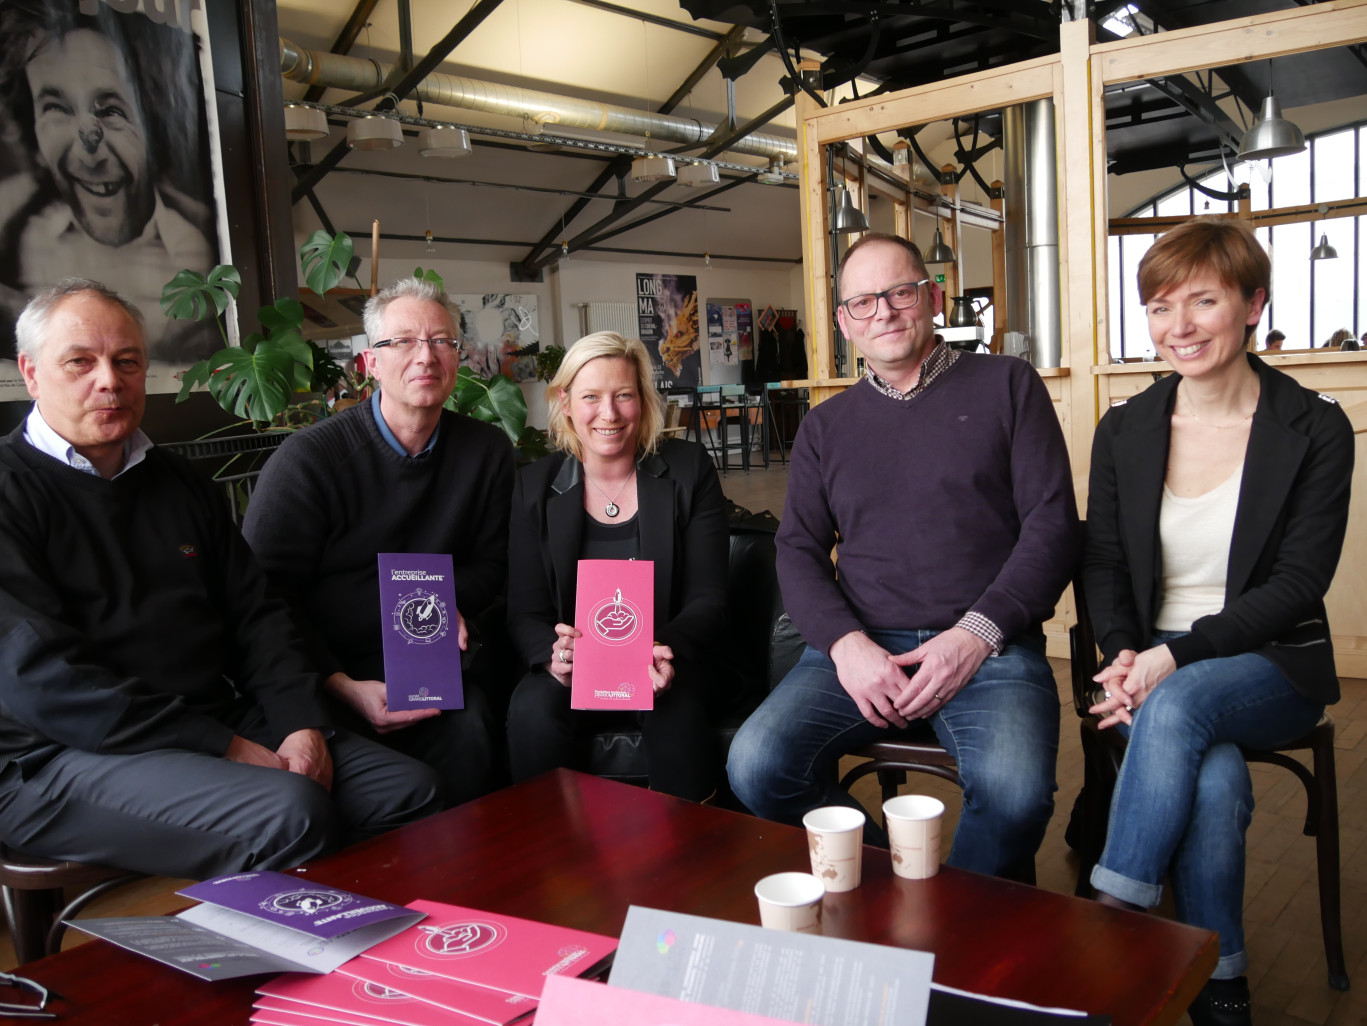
[419,125,471,157]
[677,162,720,187]
[283,103,328,141]
[831,186,869,234]
[1237,63,1305,162]
[1310,230,1338,261]
[631,153,676,183]
[347,115,402,151]
[924,227,956,265]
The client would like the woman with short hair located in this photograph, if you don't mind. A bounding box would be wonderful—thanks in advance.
[1084,217,1354,1025]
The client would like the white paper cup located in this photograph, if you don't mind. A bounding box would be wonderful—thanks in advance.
[883,795,945,879]
[754,872,825,933]
[802,806,866,892]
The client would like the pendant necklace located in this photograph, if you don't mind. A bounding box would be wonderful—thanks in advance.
[586,468,636,518]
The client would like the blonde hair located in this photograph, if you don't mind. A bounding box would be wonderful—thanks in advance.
[545,332,664,461]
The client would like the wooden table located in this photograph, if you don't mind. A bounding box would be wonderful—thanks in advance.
[21,770,1216,1024]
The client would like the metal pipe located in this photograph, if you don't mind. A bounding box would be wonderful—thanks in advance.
[280,38,798,162]
[1002,98,1061,369]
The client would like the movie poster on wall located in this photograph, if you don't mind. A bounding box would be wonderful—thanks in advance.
[451,293,540,383]
[637,273,700,388]
[0,0,230,401]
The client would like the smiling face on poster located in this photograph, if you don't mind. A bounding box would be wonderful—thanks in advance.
[0,0,227,396]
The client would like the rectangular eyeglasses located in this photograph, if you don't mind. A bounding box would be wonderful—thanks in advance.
[372,337,464,353]
[841,280,929,320]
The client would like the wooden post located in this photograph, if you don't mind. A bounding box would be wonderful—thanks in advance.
[939,165,960,303]
[795,60,837,402]
[370,220,381,296]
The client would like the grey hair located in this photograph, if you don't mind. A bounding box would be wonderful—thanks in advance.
[362,277,459,345]
[15,279,145,360]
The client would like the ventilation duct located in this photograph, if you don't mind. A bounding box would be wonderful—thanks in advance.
[1002,99,1061,369]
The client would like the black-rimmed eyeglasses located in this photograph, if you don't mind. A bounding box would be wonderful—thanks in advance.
[372,337,464,353]
[840,280,929,320]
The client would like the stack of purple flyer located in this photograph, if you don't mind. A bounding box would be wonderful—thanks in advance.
[67,871,425,981]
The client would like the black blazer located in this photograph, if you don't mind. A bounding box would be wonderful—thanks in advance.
[1083,354,1354,704]
[506,438,728,670]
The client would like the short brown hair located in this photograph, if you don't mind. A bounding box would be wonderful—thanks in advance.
[545,332,664,461]
[837,232,928,298]
[1137,216,1270,308]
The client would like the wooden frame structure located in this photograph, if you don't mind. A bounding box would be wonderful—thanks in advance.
[795,0,1367,671]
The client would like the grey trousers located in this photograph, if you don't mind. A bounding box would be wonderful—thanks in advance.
[0,728,442,879]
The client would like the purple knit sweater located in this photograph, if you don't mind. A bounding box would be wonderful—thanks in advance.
[776,354,1079,655]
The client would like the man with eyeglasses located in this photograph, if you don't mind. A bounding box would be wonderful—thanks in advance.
[245,277,514,808]
[729,233,1078,882]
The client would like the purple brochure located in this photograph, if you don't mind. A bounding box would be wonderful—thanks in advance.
[378,552,464,711]
[68,872,424,980]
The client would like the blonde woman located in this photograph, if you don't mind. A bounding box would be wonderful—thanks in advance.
[505,333,728,800]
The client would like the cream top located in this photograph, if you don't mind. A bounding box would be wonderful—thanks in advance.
[1154,463,1244,632]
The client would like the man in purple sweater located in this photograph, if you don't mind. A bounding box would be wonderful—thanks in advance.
[728,234,1078,881]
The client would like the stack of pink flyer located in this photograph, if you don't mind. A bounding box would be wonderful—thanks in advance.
[252,900,617,1026]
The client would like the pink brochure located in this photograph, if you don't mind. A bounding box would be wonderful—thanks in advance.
[360,900,616,1000]
[257,973,491,1026]
[338,953,536,1024]
[570,559,654,710]
[536,975,791,1026]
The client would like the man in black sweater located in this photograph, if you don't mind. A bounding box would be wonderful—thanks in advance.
[243,278,514,808]
[0,279,441,879]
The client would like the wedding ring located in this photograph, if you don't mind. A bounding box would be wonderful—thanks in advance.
[558,648,569,663]
[1103,690,1113,700]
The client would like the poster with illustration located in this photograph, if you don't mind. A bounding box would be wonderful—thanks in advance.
[451,293,540,382]
[705,297,751,367]
[636,273,699,388]
[0,0,230,399]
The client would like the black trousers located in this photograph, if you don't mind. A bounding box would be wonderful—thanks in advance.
[506,662,717,801]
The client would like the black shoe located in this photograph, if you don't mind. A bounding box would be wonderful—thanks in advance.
[1187,976,1251,1026]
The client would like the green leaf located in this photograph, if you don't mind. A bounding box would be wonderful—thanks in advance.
[412,266,445,290]
[446,368,526,444]
[258,296,305,337]
[175,359,213,402]
[161,265,241,321]
[299,230,354,297]
[180,333,315,423]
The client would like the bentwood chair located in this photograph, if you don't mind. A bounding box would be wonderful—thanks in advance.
[1068,574,1349,991]
[0,847,143,964]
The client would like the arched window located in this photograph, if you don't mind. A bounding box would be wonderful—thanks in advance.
[1108,120,1365,358]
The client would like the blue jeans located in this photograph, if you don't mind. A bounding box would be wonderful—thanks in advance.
[1091,635,1323,979]
[727,629,1059,879]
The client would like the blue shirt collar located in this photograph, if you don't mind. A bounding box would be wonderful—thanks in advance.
[370,391,440,458]
[22,402,152,479]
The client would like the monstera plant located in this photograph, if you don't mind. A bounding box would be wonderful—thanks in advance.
[164,230,355,427]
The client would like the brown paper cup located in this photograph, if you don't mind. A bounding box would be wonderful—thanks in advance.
[754,872,825,933]
[883,795,945,879]
[802,806,866,892]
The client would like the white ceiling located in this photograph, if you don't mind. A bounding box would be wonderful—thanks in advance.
[273,0,808,274]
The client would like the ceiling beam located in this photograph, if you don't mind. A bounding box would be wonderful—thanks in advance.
[301,0,381,103]
[514,23,750,275]
[561,0,726,40]
[291,0,507,204]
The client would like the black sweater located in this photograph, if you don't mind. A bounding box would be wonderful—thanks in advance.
[242,402,514,683]
[0,427,328,776]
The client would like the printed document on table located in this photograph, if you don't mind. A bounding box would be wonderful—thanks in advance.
[610,905,933,1026]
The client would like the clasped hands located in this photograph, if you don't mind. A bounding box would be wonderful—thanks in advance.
[1088,644,1176,728]
[225,728,333,792]
[831,628,990,729]
[546,623,675,693]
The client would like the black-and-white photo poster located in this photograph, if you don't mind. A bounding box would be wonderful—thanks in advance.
[0,0,228,397]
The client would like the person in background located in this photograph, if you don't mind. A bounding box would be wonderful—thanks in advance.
[1325,328,1354,351]
[1084,217,1353,1026]
[505,332,729,801]
[245,278,513,810]
[727,233,1079,881]
[1262,330,1284,352]
[0,279,440,878]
